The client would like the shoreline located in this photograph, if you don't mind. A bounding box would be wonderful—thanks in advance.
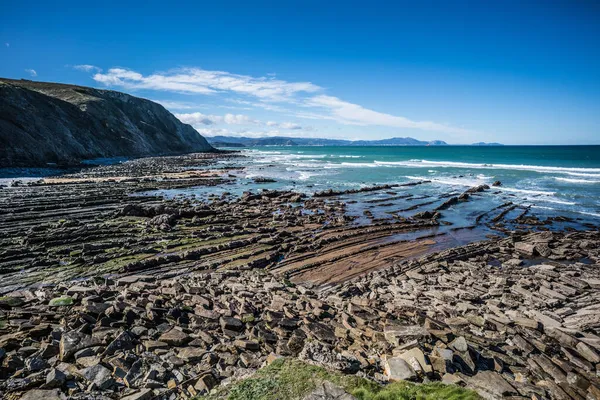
[0,152,599,399]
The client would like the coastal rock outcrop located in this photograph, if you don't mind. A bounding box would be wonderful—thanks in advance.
[0,78,214,167]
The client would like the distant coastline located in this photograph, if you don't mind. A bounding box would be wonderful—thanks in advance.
[205,135,505,147]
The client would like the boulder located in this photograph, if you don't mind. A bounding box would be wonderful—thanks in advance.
[383,356,416,381]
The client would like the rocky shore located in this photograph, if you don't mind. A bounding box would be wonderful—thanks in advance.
[1,153,599,399]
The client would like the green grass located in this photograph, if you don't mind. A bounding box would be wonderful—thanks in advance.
[352,381,480,400]
[196,358,479,400]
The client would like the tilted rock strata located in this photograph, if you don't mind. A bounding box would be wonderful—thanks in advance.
[0,231,599,399]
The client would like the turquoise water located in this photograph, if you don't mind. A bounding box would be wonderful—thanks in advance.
[160,145,600,230]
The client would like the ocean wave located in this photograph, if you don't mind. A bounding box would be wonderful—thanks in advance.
[530,205,600,218]
[375,159,600,175]
[499,187,556,196]
[405,175,557,197]
[323,162,377,169]
[526,197,576,206]
[554,177,600,184]
[404,175,489,188]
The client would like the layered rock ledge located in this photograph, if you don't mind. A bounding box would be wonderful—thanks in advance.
[1,231,599,399]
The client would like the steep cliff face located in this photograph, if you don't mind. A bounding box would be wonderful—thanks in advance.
[0,78,214,167]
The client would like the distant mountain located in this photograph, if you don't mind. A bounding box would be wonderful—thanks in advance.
[207,136,448,147]
[472,142,504,146]
[0,78,214,167]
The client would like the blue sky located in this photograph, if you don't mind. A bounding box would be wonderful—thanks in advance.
[1,1,599,144]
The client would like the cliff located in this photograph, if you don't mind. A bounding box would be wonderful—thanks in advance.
[0,78,214,167]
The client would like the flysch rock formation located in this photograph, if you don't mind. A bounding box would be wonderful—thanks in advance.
[0,78,214,167]
[0,153,599,399]
[1,229,599,399]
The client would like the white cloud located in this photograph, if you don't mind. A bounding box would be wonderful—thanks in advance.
[73,64,102,73]
[223,114,254,125]
[25,69,37,77]
[280,122,302,130]
[175,112,259,127]
[176,112,219,126]
[90,66,475,136]
[93,67,321,100]
[176,112,304,131]
[305,95,473,135]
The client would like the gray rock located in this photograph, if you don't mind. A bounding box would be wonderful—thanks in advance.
[465,370,518,399]
[20,389,66,400]
[59,331,100,361]
[121,389,154,400]
[383,356,416,381]
[80,364,116,390]
[158,328,190,346]
[103,330,135,356]
[303,381,356,399]
[449,336,468,353]
[45,368,67,388]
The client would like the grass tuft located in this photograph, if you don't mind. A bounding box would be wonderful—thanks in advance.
[197,358,479,400]
[352,381,481,400]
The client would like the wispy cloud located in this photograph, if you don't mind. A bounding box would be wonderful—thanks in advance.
[93,67,321,100]
[305,95,473,135]
[176,112,257,127]
[73,64,102,73]
[25,69,37,77]
[4,43,9,48]
[91,66,474,136]
[176,112,304,131]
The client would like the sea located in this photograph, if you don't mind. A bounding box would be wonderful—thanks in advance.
[154,145,600,235]
[2,145,599,237]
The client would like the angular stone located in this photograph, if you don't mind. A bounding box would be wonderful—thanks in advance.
[103,330,135,356]
[220,317,244,331]
[449,336,468,353]
[80,364,116,390]
[158,328,191,346]
[178,347,207,362]
[194,373,218,393]
[121,389,154,400]
[465,370,517,399]
[514,242,536,256]
[59,331,100,361]
[21,389,66,400]
[306,322,336,343]
[234,339,260,351]
[576,341,600,363]
[383,323,429,346]
[396,347,432,374]
[383,356,416,381]
[45,368,67,388]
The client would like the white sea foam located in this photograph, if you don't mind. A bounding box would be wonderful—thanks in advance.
[531,205,600,218]
[374,159,600,175]
[555,177,600,184]
[526,197,576,206]
[404,175,488,188]
[499,187,556,196]
[405,175,557,197]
